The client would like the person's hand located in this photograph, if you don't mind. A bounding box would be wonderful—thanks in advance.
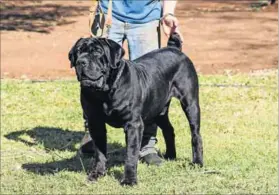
[161,14,184,42]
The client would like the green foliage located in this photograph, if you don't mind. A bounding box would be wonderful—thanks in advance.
[1,71,278,194]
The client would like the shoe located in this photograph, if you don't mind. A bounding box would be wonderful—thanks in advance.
[140,153,163,166]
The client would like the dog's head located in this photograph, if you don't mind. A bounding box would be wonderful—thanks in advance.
[68,37,125,91]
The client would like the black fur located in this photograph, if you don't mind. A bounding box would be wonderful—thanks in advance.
[69,33,203,186]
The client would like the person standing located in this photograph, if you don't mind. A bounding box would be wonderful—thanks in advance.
[81,0,182,166]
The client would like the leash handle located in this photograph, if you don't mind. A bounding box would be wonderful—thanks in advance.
[89,0,98,37]
[89,0,113,37]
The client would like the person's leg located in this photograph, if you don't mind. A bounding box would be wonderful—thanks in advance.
[139,123,162,165]
[107,17,126,45]
[126,20,162,165]
[126,20,160,60]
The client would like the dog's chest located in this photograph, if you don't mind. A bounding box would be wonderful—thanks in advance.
[102,102,129,128]
[103,102,112,116]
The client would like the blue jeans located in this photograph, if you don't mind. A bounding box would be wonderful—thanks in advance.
[106,17,160,60]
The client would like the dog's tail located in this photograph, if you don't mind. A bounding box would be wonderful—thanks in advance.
[167,32,182,51]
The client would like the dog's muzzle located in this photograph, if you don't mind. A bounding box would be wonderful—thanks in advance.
[81,76,104,89]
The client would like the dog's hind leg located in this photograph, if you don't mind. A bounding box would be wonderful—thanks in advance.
[180,91,203,166]
[156,103,176,160]
[182,99,203,166]
[174,77,203,166]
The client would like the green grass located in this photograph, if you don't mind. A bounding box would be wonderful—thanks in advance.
[1,71,278,194]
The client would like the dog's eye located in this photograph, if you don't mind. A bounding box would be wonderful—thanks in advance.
[80,61,86,67]
[93,47,103,56]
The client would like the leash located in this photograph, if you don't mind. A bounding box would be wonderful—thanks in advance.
[200,83,277,89]
[89,0,113,37]
[88,0,98,36]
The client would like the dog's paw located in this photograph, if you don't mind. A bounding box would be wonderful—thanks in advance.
[87,172,99,183]
[193,157,203,166]
[120,178,137,186]
[164,153,176,160]
[87,170,106,182]
[87,173,98,183]
[189,160,203,168]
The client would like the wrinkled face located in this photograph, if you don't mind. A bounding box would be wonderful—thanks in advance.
[68,38,124,91]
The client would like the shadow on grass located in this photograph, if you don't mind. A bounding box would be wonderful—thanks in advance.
[4,127,204,182]
[5,127,84,152]
[5,127,126,181]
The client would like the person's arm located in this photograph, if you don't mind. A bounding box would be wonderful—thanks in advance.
[161,0,183,41]
[162,0,177,16]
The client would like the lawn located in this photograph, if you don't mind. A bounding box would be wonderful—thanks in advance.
[1,71,278,194]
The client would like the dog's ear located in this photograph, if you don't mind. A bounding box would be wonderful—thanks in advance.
[105,39,125,69]
[68,38,83,68]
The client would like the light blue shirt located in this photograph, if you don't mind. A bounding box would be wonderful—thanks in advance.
[100,0,162,24]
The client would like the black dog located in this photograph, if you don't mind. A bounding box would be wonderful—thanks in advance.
[69,33,203,185]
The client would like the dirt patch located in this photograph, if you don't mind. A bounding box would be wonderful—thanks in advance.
[1,0,278,79]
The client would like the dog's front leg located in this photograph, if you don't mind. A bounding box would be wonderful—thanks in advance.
[87,140,107,182]
[81,91,108,182]
[121,118,144,186]
[87,120,107,182]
